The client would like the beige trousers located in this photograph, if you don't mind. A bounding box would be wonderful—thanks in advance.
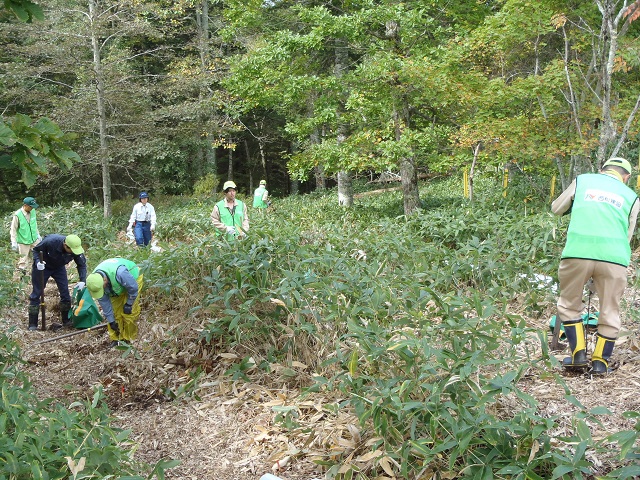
[557,258,627,338]
[16,241,38,271]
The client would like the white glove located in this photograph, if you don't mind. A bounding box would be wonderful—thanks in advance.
[150,225,155,232]
[586,279,596,295]
[127,224,133,234]
[11,242,18,251]
[36,261,46,271]
[226,226,236,235]
[36,235,42,243]
[76,281,85,291]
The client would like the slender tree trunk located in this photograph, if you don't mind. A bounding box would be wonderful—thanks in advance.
[395,103,419,214]
[89,0,111,218]
[387,19,419,215]
[227,146,233,180]
[197,0,217,176]
[335,38,352,207]
[595,0,626,164]
[244,139,253,191]
[206,136,216,174]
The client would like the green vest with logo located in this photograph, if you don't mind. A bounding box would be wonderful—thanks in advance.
[94,258,139,296]
[216,199,245,240]
[15,209,38,244]
[253,187,267,208]
[562,173,637,266]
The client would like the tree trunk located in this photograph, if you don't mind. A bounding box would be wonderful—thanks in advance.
[227,145,233,180]
[595,0,625,164]
[337,171,353,206]
[387,19,419,215]
[89,0,111,218]
[335,38,353,207]
[197,1,218,177]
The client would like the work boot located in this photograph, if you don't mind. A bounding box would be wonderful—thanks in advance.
[60,302,73,329]
[591,333,616,375]
[108,321,120,338]
[28,305,39,331]
[562,318,588,369]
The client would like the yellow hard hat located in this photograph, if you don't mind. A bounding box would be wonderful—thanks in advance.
[223,181,237,191]
[603,157,632,174]
[259,179,266,185]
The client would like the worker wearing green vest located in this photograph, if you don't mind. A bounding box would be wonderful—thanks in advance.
[552,157,639,375]
[211,181,249,241]
[86,258,143,347]
[10,197,41,276]
[253,179,270,209]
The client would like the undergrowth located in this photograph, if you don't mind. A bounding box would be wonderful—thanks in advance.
[2,173,639,478]
[0,329,178,479]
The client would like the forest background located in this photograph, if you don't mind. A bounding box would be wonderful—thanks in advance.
[1,0,640,213]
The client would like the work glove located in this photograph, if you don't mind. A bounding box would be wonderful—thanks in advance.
[150,225,155,232]
[109,321,120,336]
[11,241,18,251]
[586,279,596,295]
[226,226,236,235]
[36,235,42,244]
[123,303,133,315]
[76,281,85,291]
[36,261,46,271]
[126,224,133,234]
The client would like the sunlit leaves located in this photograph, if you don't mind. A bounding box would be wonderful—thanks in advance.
[0,115,80,187]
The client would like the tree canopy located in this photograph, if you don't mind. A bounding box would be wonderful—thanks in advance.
[1,0,639,210]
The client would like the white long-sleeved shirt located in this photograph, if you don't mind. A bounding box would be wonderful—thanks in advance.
[128,202,156,229]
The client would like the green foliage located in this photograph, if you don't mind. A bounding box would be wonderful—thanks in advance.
[0,115,81,188]
[0,331,179,479]
[192,174,220,199]
[3,0,43,22]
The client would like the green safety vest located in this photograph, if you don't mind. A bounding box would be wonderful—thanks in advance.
[15,209,38,244]
[253,186,268,208]
[562,173,637,267]
[94,258,139,296]
[216,199,246,241]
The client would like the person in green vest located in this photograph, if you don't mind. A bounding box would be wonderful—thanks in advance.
[10,197,41,277]
[253,179,270,210]
[211,180,249,241]
[552,157,639,375]
[86,258,143,347]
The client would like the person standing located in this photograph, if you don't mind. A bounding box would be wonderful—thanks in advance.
[253,179,270,210]
[211,181,249,241]
[127,192,156,247]
[86,257,143,347]
[552,157,639,375]
[10,197,41,277]
[28,234,87,331]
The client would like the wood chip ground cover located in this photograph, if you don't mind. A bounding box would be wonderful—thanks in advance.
[4,272,640,479]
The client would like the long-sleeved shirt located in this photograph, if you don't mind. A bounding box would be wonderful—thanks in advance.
[128,202,156,229]
[552,175,640,242]
[10,207,39,245]
[32,234,87,281]
[210,201,250,235]
[95,265,139,323]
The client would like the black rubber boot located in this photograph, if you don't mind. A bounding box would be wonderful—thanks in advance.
[562,319,588,369]
[591,333,616,375]
[28,305,39,331]
[60,302,73,328]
